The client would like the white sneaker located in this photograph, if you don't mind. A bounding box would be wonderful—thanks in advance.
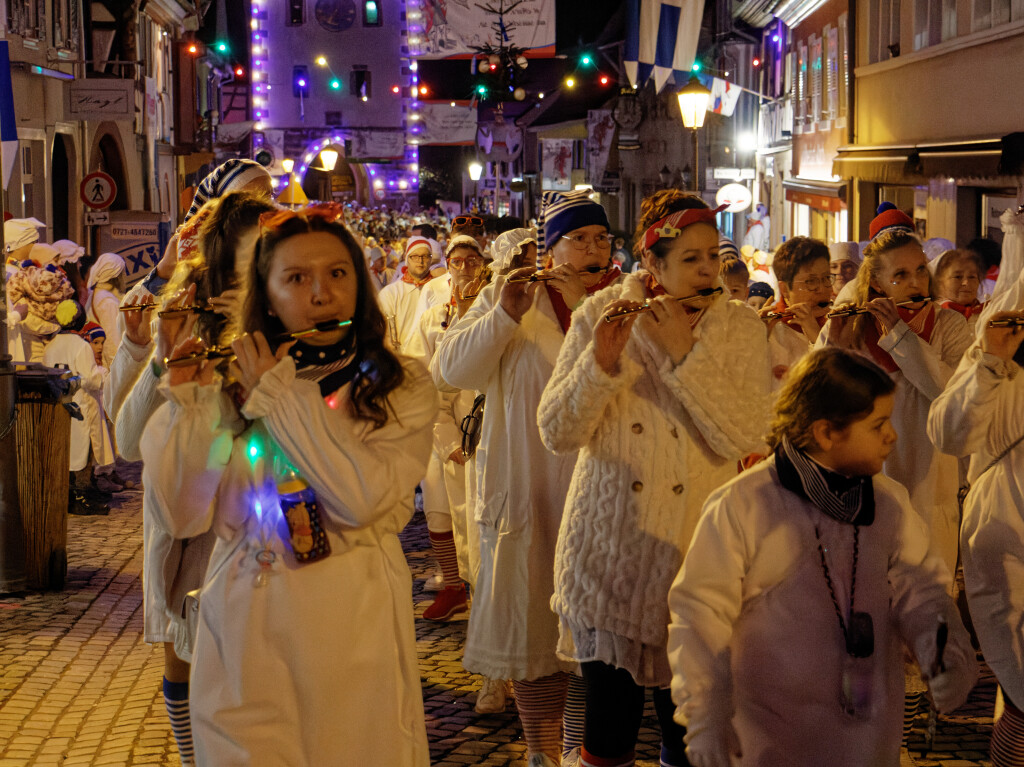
[424,571,444,592]
[528,755,559,767]
[474,676,507,714]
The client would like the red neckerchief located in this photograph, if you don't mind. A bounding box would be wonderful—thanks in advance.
[402,271,433,287]
[987,265,999,282]
[772,297,827,331]
[941,299,984,319]
[545,266,622,334]
[862,301,937,373]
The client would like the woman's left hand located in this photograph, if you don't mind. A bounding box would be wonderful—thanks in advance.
[166,338,218,388]
[638,295,694,365]
[230,331,296,393]
[544,262,587,309]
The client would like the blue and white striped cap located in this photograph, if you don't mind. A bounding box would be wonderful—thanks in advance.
[536,190,610,252]
[185,159,272,223]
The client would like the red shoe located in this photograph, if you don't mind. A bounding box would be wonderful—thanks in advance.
[423,584,468,621]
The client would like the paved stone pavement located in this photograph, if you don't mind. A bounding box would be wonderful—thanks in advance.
[0,463,1000,766]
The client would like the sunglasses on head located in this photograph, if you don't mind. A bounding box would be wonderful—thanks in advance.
[453,216,484,227]
[259,203,347,235]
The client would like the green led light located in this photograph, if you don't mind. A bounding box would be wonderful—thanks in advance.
[692,62,701,72]
[476,85,487,95]
[330,79,341,90]
[580,54,592,65]
[216,42,228,53]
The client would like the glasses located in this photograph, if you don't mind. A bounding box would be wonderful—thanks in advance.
[889,265,930,287]
[449,255,483,269]
[452,216,484,227]
[561,233,614,251]
[792,275,837,291]
[406,253,433,262]
[259,203,346,235]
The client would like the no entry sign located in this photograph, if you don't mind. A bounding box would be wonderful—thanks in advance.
[80,171,117,210]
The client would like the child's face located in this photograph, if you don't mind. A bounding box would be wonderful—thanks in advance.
[821,393,897,476]
[645,223,720,301]
[782,257,832,317]
[723,275,747,300]
[89,336,104,364]
[938,258,981,306]
[265,231,359,346]
[747,294,769,310]
[871,243,930,308]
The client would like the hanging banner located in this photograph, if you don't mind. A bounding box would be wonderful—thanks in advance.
[541,139,573,191]
[0,41,16,190]
[410,0,556,59]
[586,110,616,187]
[706,76,742,117]
[346,130,405,160]
[417,101,477,145]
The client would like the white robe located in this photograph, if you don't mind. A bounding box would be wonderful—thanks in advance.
[928,344,1024,709]
[818,308,971,575]
[436,276,578,680]
[668,459,976,767]
[767,320,814,389]
[141,357,436,766]
[42,333,112,471]
[377,279,429,353]
[86,285,121,369]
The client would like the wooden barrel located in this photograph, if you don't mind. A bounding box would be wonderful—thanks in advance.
[14,396,70,590]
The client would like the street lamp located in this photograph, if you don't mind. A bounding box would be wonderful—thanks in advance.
[677,75,711,193]
[319,149,339,172]
[468,161,483,211]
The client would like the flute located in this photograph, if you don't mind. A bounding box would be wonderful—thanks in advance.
[826,295,930,319]
[603,287,723,323]
[762,301,833,321]
[507,265,608,284]
[987,317,1024,328]
[119,302,156,313]
[157,303,218,318]
[164,319,354,368]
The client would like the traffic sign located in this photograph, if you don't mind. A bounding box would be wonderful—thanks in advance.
[80,171,117,210]
[84,210,110,226]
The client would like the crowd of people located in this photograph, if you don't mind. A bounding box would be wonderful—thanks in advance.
[6,155,1024,767]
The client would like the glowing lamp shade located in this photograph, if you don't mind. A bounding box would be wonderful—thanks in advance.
[468,161,483,181]
[677,75,711,130]
[319,149,339,172]
[282,158,295,173]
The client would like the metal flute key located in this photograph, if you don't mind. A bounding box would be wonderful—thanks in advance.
[988,317,1024,328]
[119,302,156,312]
[507,265,608,284]
[762,301,833,321]
[164,319,354,368]
[826,295,930,319]
[157,303,218,318]
[603,287,723,323]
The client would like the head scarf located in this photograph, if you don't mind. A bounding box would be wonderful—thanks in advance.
[490,228,538,272]
[642,205,726,251]
[52,239,85,264]
[87,252,126,289]
[185,159,272,223]
[4,218,44,252]
[29,243,60,267]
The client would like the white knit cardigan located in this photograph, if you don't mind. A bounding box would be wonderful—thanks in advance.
[538,271,773,655]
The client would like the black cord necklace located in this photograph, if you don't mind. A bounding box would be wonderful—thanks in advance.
[814,525,873,657]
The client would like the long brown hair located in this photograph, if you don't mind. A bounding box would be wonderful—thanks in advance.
[768,347,895,451]
[851,229,928,339]
[243,212,404,429]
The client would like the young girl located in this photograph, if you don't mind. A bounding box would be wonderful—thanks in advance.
[669,348,977,767]
[537,191,772,767]
[762,237,833,386]
[821,203,971,580]
[140,204,436,764]
[85,252,127,368]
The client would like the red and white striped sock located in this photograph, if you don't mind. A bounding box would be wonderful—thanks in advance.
[428,530,461,586]
[513,672,569,762]
[992,692,1024,767]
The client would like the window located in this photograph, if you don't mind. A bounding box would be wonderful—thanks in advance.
[915,0,956,49]
[8,0,43,39]
[363,0,382,25]
[351,68,372,100]
[53,0,80,50]
[796,42,807,127]
[287,0,304,26]
[825,25,839,121]
[809,34,822,125]
[870,0,901,62]
[973,0,1024,29]
[838,13,849,118]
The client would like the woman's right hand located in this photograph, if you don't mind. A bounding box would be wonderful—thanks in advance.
[166,338,217,387]
[594,299,640,375]
[454,276,486,318]
[156,283,199,365]
[983,311,1024,361]
[499,267,540,323]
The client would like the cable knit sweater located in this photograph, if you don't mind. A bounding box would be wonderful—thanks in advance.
[537,272,772,682]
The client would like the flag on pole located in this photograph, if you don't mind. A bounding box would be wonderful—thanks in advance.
[708,76,742,116]
[624,0,706,93]
[0,42,17,190]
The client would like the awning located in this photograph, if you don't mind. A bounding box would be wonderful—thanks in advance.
[531,120,587,140]
[831,146,920,184]
[783,177,847,211]
[833,134,1024,183]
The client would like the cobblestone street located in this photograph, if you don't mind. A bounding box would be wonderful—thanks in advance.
[0,464,1002,766]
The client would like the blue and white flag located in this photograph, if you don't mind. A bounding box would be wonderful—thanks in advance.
[0,42,17,190]
[624,0,706,93]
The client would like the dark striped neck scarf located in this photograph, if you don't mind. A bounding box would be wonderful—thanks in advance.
[775,436,875,526]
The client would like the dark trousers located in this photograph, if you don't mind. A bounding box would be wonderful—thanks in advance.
[581,660,689,765]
